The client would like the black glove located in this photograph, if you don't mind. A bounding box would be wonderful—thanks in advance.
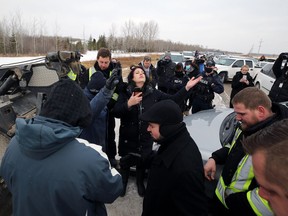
[119,153,141,169]
[105,69,119,90]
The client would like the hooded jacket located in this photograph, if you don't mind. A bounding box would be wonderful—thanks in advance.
[142,123,208,216]
[0,116,123,216]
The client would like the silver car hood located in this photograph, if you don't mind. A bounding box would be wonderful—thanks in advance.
[184,108,235,161]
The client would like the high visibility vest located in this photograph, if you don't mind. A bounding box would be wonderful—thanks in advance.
[88,67,119,101]
[67,69,77,81]
[215,128,273,215]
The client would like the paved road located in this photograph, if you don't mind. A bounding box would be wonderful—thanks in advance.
[106,83,232,216]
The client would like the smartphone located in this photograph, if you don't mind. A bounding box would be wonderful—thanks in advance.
[133,87,142,92]
[242,75,247,80]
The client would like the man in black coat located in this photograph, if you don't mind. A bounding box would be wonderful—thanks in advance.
[140,99,208,216]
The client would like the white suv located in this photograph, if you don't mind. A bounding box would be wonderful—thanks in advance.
[215,57,260,82]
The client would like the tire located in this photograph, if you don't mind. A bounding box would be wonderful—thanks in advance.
[219,72,227,83]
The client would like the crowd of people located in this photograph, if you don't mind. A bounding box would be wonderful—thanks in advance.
[1,48,288,216]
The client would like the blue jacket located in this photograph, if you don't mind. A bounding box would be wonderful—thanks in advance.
[80,86,114,152]
[0,116,122,216]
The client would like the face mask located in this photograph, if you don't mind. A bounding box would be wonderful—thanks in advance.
[185,65,191,70]
[205,67,213,73]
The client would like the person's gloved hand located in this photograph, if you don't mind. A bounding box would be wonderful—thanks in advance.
[105,69,120,90]
[119,153,141,169]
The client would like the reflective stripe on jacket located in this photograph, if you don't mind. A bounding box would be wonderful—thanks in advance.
[67,70,77,81]
[89,67,119,101]
[215,128,273,215]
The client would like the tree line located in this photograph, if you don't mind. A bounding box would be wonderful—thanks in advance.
[0,14,217,56]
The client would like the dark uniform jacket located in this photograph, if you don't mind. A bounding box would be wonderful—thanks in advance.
[113,84,190,159]
[269,57,288,102]
[211,103,288,215]
[192,71,224,103]
[142,124,208,216]
[156,60,176,91]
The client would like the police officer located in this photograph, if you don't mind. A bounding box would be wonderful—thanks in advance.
[268,52,288,102]
[190,61,224,113]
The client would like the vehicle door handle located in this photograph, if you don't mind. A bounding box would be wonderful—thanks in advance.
[270,81,274,83]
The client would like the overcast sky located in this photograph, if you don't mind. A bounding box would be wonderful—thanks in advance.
[1,0,287,55]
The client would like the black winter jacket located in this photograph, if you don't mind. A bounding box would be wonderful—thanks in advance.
[113,83,190,158]
[211,103,288,215]
[230,71,254,107]
[191,71,224,103]
[269,57,288,102]
[156,60,176,89]
[142,124,208,216]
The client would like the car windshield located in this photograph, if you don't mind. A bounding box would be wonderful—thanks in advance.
[171,55,184,63]
[217,58,235,66]
[183,52,193,57]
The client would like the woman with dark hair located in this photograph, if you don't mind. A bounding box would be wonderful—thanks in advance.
[113,65,202,197]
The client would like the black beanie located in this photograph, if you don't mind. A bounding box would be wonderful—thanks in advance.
[87,72,106,94]
[140,99,183,125]
[40,79,92,128]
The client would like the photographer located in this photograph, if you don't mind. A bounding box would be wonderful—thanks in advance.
[156,52,176,93]
[269,52,288,102]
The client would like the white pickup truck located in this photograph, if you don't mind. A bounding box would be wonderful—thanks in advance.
[215,56,262,82]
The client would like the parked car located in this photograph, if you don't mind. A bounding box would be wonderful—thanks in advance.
[254,63,275,94]
[216,57,262,82]
[183,107,236,197]
[157,52,185,66]
[182,51,195,61]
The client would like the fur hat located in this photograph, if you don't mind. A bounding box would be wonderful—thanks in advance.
[40,79,92,128]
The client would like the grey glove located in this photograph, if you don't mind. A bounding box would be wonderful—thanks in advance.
[105,69,120,90]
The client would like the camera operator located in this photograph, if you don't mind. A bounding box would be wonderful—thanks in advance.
[190,61,224,113]
[269,52,288,102]
[156,52,176,93]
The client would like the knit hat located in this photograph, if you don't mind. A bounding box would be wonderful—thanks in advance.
[40,79,92,128]
[140,99,183,125]
[87,72,106,94]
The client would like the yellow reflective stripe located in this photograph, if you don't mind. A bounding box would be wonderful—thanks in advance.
[112,92,118,101]
[215,177,228,209]
[67,70,77,81]
[228,128,242,154]
[89,67,97,80]
[228,155,253,193]
[247,188,273,216]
